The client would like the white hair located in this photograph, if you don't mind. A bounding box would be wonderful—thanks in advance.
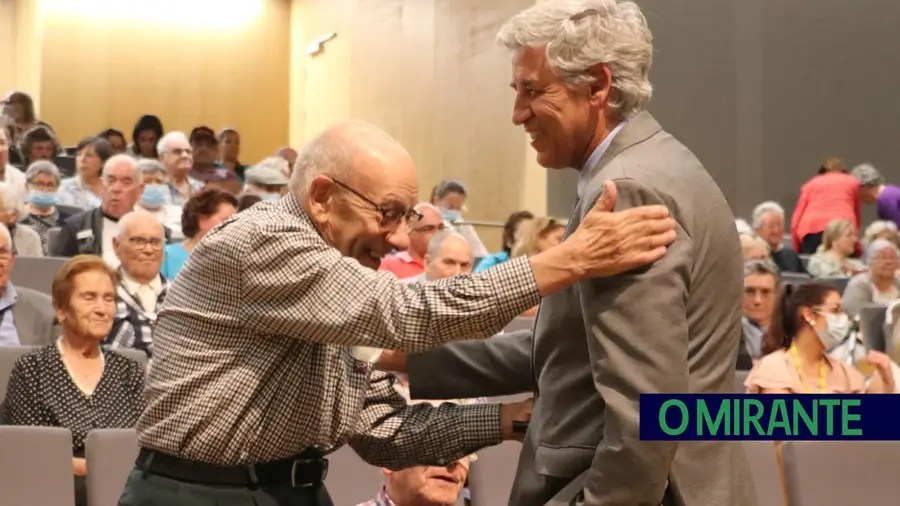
[136,158,167,180]
[497,0,653,118]
[156,131,189,156]
[116,210,165,240]
[102,154,143,184]
[426,230,469,260]
[24,160,61,186]
[751,201,785,229]
[414,202,440,214]
[255,156,290,174]
[0,182,24,217]
[735,218,754,236]
[866,238,899,263]
[864,220,898,247]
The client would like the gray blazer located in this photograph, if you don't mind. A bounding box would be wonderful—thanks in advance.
[407,112,755,506]
[841,273,900,319]
[12,285,57,346]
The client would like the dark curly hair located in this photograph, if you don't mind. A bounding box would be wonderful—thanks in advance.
[181,187,239,239]
[20,125,61,165]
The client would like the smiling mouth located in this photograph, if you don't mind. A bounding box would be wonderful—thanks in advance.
[430,475,459,484]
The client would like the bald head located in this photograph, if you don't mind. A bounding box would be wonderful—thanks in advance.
[117,211,164,240]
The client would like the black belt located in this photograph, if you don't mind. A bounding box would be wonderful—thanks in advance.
[136,448,329,488]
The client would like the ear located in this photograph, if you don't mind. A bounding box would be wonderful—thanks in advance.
[381,468,393,477]
[112,237,121,256]
[586,63,613,107]
[54,306,66,324]
[305,175,338,224]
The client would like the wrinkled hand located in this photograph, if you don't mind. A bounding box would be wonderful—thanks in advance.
[566,180,677,278]
[499,397,533,442]
[376,350,408,373]
[866,350,894,389]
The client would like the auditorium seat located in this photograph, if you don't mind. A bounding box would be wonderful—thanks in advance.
[324,445,387,505]
[781,441,900,505]
[47,226,63,254]
[503,317,534,333]
[0,426,77,506]
[54,155,77,178]
[57,204,86,216]
[818,277,850,294]
[108,348,149,368]
[85,429,140,506]
[859,305,887,352]
[467,441,522,506]
[0,345,34,406]
[781,272,811,286]
[741,441,785,506]
[10,256,69,294]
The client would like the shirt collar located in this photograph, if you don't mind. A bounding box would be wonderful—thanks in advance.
[577,119,629,199]
[392,251,423,266]
[374,488,396,506]
[120,269,162,295]
[0,282,18,311]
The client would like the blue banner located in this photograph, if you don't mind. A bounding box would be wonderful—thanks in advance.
[639,394,900,441]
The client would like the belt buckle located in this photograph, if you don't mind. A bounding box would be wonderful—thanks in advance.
[290,458,329,488]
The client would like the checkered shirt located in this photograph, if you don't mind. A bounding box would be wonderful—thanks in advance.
[356,488,395,506]
[136,194,540,467]
[105,274,169,358]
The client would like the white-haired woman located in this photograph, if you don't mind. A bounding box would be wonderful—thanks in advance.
[806,219,865,278]
[20,160,75,254]
[862,220,899,250]
[842,239,900,318]
[0,181,42,256]
[740,234,769,262]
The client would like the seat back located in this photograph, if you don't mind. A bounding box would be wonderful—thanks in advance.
[324,446,388,506]
[818,277,849,293]
[742,441,785,506]
[859,305,888,352]
[782,441,900,505]
[10,256,69,294]
[503,317,534,333]
[107,348,148,367]
[47,227,63,255]
[781,272,811,286]
[0,345,36,406]
[467,441,522,506]
[85,429,140,506]
[57,204,85,217]
[0,426,76,506]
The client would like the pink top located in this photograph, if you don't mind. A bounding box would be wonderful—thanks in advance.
[790,172,861,251]
[745,349,866,394]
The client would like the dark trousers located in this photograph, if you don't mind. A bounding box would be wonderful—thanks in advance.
[117,468,334,506]
[799,232,823,254]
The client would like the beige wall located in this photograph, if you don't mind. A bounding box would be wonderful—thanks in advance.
[290,0,547,250]
[0,0,44,111]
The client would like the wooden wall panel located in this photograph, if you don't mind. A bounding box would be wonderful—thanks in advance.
[37,0,291,163]
[0,0,44,111]
[291,0,542,250]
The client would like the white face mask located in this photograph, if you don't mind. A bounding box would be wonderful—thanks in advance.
[814,312,851,350]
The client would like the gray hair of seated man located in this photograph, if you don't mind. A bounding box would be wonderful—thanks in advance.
[866,238,899,264]
[136,158,168,181]
[743,259,780,281]
[863,220,898,247]
[157,131,190,156]
[751,201,785,229]
[851,163,884,188]
[426,230,468,261]
[102,154,143,184]
[24,160,62,186]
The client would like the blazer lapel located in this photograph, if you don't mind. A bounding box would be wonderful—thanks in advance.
[90,208,104,255]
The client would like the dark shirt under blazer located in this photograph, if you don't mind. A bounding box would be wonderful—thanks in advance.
[136,194,540,467]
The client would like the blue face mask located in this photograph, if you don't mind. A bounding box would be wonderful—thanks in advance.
[29,190,59,209]
[140,184,168,208]
[260,192,281,201]
[441,208,460,223]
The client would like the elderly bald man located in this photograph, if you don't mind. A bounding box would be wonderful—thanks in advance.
[118,121,676,506]
[403,230,474,284]
[380,203,445,279]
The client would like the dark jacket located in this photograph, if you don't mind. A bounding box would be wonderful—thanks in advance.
[50,207,171,257]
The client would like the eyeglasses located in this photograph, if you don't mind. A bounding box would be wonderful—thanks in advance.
[330,178,422,231]
[128,237,164,250]
[410,223,445,234]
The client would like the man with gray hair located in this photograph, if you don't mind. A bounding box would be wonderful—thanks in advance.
[381,203,445,279]
[404,230,474,284]
[244,158,290,200]
[397,1,755,505]
[852,163,900,227]
[157,131,203,205]
[118,119,676,506]
[752,200,805,272]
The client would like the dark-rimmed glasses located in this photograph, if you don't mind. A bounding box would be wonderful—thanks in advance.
[331,178,422,231]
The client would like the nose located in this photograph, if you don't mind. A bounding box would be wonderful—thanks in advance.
[511,94,532,126]
[386,226,410,252]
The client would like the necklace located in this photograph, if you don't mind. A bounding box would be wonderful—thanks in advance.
[789,343,827,393]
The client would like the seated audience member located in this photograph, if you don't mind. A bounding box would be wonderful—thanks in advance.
[380,203,443,279]
[806,219,865,278]
[509,217,564,316]
[218,128,247,180]
[129,114,163,159]
[0,224,56,346]
[243,159,289,199]
[735,218,754,236]
[0,182,42,256]
[236,192,262,212]
[97,128,127,155]
[133,159,183,240]
[853,163,900,227]
[52,155,170,268]
[17,124,60,168]
[106,212,168,357]
[752,201,805,272]
[431,179,488,258]
[746,282,894,393]
[474,210,534,272]
[739,234,769,262]
[742,260,779,360]
[357,456,471,506]
[275,146,298,177]
[403,230,474,284]
[0,127,28,199]
[188,126,239,189]
[20,161,74,254]
[791,156,862,254]
[160,187,237,279]
[2,255,146,506]
[863,220,899,250]
[59,136,113,209]
[157,131,203,205]
[842,239,900,318]
[1,90,54,166]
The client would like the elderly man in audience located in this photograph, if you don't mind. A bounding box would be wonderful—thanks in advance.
[403,231,474,284]
[20,160,74,254]
[157,131,204,205]
[0,127,28,199]
[739,234,769,262]
[380,203,444,279]
[357,457,472,506]
[59,136,112,209]
[742,260,780,360]
[52,154,170,268]
[2,255,146,506]
[752,201,805,272]
[218,128,247,180]
[852,163,900,227]
[842,238,900,318]
[806,218,866,278]
[188,126,240,192]
[243,158,290,199]
[0,224,56,346]
[0,181,42,256]
[160,187,237,279]
[133,159,184,240]
[106,212,168,358]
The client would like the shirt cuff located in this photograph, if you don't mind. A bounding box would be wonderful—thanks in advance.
[482,256,541,325]
[437,402,503,466]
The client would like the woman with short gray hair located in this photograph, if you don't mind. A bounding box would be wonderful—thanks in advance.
[20,160,73,254]
[842,238,900,318]
[852,163,900,227]
[862,220,899,249]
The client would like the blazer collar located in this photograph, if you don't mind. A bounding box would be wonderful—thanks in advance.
[585,110,662,183]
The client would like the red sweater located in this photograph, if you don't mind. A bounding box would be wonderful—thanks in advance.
[790,172,861,251]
